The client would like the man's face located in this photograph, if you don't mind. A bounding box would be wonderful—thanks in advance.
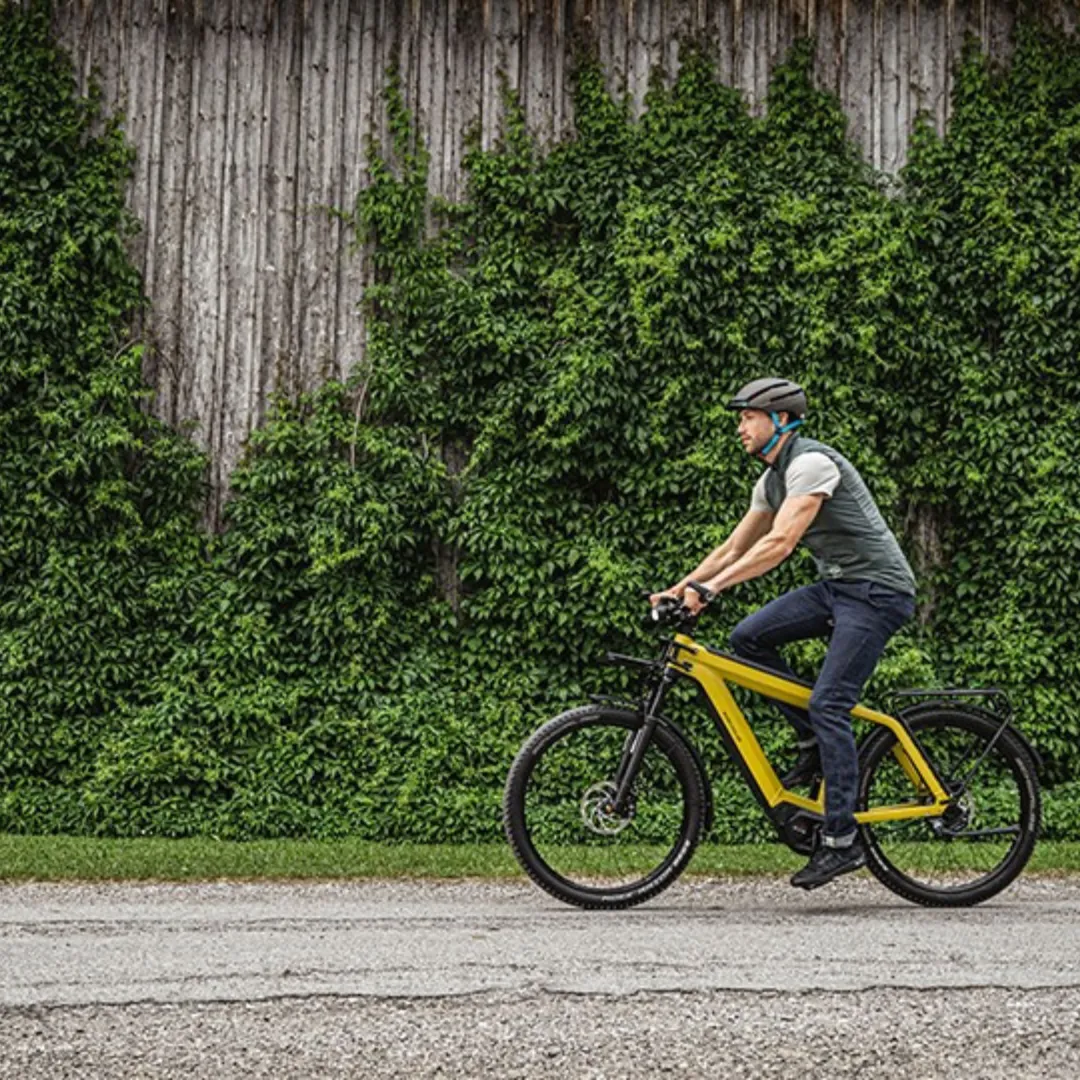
[737,408,783,455]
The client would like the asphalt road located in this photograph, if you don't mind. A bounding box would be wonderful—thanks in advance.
[2,875,1078,1077]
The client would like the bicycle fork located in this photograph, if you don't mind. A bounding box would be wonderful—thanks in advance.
[610,650,678,815]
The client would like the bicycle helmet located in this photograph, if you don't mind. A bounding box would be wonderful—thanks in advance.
[726,377,807,418]
[727,377,807,457]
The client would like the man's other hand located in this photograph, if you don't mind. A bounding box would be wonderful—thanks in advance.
[649,588,682,608]
[682,589,706,616]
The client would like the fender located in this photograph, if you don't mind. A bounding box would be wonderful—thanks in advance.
[890,700,1044,776]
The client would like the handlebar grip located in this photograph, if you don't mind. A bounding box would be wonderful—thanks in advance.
[645,595,684,625]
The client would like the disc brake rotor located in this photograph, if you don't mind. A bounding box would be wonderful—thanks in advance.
[580,781,634,836]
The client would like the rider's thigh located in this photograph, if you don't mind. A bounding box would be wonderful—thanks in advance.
[811,585,908,712]
[729,581,833,653]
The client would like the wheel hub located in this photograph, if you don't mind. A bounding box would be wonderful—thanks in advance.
[937,785,975,836]
[580,781,634,836]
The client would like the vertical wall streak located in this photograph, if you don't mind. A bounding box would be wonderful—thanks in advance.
[43,0,1070,516]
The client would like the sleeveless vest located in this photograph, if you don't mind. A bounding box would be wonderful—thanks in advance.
[763,435,917,596]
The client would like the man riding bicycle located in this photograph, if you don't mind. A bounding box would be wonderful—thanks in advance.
[651,377,916,890]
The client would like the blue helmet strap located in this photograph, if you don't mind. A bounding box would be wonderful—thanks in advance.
[758,411,803,457]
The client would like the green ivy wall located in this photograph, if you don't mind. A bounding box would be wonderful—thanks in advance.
[1,3,1078,841]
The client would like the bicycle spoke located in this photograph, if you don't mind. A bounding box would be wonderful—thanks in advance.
[944,825,1021,840]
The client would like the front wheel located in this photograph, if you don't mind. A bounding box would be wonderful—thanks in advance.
[858,707,1040,907]
[503,705,707,909]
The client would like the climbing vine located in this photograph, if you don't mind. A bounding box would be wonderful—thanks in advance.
[1,2,1078,840]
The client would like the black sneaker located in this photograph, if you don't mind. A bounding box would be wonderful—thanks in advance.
[790,840,866,890]
[780,745,821,789]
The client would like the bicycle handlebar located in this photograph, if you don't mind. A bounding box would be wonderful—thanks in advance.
[647,596,687,626]
[643,590,718,631]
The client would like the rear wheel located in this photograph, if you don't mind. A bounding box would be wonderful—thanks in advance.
[503,705,707,909]
[858,708,1040,907]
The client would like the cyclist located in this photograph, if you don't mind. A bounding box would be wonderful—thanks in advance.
[651,377,917,890]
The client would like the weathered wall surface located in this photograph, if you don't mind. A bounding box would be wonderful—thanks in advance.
[45,0,1076,514]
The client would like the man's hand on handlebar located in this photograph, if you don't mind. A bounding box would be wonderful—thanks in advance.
[682,580,717,615]
[649,587,683,608]
[647,581,717,624]
[682,588,708,616]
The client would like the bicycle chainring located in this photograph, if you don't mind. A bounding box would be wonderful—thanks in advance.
[774,805,821,856]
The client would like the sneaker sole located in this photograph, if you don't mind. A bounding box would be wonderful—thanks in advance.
[791,854,867,891]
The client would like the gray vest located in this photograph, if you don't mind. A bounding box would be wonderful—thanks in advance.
[763,435,917,596]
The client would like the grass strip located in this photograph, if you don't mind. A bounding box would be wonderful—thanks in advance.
[1,835,1079,882]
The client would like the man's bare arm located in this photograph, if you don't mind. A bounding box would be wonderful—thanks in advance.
[666,509,774,596]
[702,494,824,595]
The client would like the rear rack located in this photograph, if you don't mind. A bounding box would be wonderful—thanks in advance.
[888,686,1013,719]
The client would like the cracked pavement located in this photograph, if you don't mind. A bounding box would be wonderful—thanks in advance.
[1,876,1078,1076]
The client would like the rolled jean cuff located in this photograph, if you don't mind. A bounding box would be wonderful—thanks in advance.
[822,831,857,849]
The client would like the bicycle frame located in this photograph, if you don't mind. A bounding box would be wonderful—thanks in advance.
[509,615,1039,909]
[664,633,952,826]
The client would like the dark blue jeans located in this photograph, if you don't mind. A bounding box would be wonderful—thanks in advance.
[729,580,916,843]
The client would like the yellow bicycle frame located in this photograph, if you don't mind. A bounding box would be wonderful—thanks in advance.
[669,634,951,824]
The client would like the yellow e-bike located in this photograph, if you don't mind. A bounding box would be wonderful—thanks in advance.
[503,595,1041,909]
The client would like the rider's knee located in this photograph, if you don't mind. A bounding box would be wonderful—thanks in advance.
[808,684,856,722]
[728,620,757,657]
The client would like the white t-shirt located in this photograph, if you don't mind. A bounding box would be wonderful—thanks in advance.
[750,451,841,512]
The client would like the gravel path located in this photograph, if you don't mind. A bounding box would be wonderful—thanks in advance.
[2,876,1078,1076]
[3,985,1078,1078]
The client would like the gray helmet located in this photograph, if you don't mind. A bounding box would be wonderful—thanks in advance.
[726,377,807,419]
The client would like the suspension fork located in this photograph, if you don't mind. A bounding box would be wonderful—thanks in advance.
[610,645,676,813]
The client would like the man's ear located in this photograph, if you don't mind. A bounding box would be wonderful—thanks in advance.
[777,411,790,427]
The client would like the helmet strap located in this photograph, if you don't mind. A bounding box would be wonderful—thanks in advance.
[758,412,803,458]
